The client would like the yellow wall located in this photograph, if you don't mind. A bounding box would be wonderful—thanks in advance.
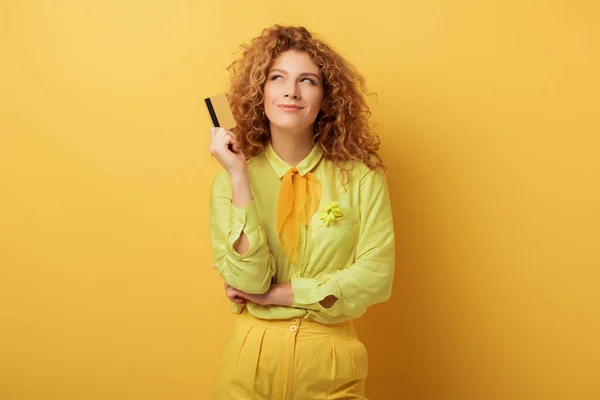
[1,1,599,399]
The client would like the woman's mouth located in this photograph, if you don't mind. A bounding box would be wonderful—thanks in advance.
[277,104,303,112]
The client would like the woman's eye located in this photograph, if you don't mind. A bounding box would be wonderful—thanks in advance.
[269,75,315,84]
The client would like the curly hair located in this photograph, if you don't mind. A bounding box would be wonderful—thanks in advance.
[227,25,385,182]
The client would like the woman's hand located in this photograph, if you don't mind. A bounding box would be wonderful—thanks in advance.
[221,280,294,307]
[212,264,337,308]
[238,283,294,307]
[224,282,247,305]
[209,127,247,176]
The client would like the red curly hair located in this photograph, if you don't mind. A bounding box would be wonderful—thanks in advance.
[227,25,385,180]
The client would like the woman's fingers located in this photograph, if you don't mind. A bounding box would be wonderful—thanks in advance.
[224,285,236,301]
[208,127,245,174]
[210,128,236,148]
[224,283,246,304]
[209,127,228,154]
[220,131,240,154]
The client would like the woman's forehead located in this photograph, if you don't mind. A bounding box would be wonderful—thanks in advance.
[270,50,320,74]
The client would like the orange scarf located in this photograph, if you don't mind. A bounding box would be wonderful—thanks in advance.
[277,167,322,263]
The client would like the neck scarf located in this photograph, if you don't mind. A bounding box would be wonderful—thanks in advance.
[277,167,322,263]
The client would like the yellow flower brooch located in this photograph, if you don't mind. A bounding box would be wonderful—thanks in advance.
[318,201,343,226]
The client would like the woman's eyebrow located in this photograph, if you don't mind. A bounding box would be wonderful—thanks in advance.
[269,69,321,80]
[299,72,321,80]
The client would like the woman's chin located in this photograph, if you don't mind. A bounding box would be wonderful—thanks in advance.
[269,122,312,134]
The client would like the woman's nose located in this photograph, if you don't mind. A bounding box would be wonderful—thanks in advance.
[283,82,299,99]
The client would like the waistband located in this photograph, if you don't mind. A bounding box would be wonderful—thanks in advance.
[236,309,356,335]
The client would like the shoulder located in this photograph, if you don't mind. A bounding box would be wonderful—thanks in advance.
[317,157,386,189]
[347,156,386,182]
[354,158,388,192]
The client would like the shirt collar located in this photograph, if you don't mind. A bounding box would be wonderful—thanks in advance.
[264,142,324,178]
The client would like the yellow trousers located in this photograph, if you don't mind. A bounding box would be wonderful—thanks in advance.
[213,310,368,400]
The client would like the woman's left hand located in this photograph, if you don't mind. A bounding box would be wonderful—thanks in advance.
[211,264,294,306]
[224,282,247,305]
[229,283,294,307]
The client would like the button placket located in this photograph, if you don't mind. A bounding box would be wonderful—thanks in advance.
[290,317,300,332]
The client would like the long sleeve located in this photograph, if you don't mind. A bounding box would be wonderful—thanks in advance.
[291,166,395,319]
[209,170,276,294]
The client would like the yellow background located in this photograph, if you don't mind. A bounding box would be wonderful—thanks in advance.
[1,1,599,399]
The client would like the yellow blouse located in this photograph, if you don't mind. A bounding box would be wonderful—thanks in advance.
[209,143,395,324]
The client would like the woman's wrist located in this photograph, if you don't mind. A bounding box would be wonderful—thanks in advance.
[271,283,294,307]
[230,171,252,208]
[229,169,248,182]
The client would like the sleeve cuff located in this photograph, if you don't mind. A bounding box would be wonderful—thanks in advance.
[229,200,261,234]
[291,275,341,306]
[225,200,266,260]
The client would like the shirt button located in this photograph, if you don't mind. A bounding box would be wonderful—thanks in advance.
[290,325,297,332]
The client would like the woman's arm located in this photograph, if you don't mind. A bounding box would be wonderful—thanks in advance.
[223,282,338,308]
[289,165,395,318]
[209,128,276,294]
[230,172,252,255]
[210,170,276,294]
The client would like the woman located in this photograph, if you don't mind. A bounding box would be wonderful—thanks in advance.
[209,25,395,400]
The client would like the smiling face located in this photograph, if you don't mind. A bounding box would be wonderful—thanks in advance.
[263,50,324,135]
